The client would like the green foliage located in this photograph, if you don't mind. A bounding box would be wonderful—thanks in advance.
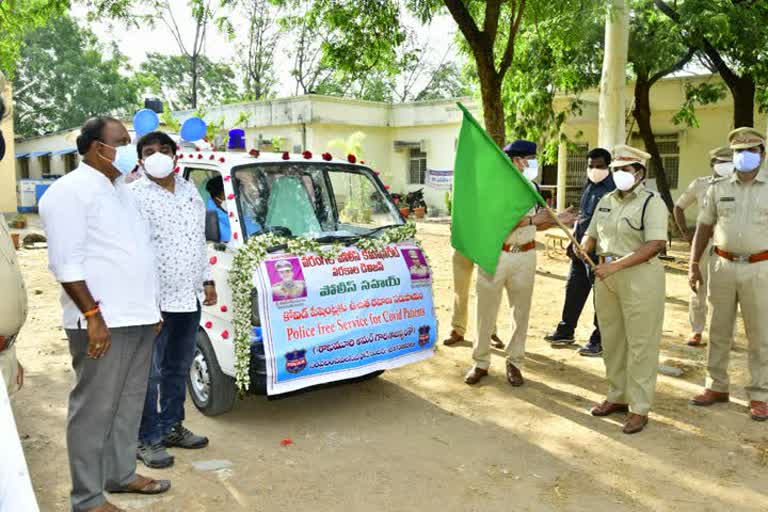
[0,0,69,78]
[160,109,181,132]
[672,81,727,128]
[500,2,604,162]
[141,53,238,111]
[13,14,143,137]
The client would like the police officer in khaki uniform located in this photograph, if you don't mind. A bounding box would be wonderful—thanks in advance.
[0,95,27,396]
[582,145,668,434]
[673,146,734,346]
[464,139,575,386]
[689,127,768,422]
[443,250,504,348]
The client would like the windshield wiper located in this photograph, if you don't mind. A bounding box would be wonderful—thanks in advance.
[313,234,361,245]
[365,224,403,237]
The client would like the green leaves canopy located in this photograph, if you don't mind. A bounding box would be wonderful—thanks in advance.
[13,14,143,137]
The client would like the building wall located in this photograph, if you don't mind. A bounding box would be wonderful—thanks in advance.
[561,76,767,222]
[0,79,17,213]
[14,129,80,179]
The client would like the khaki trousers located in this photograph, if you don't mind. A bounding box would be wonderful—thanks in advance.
[706,257,768,402]
[689,245,711,334]
[472,250,536,370]
[595,260,665,416]
[451,250,496,337]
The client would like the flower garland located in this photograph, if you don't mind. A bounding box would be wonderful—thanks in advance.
[228,223,419,393]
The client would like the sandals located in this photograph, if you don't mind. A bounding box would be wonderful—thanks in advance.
[109,474,171,495]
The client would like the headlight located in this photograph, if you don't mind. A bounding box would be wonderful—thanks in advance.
[251,287,261,326]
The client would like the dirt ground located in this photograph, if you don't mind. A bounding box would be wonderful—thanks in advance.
[10,219,768,512]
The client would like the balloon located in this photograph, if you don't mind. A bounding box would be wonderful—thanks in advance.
[133,109,160,137]
[181,117,207,142]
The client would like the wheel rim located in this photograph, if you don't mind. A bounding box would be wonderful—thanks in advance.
[190,348,210,404]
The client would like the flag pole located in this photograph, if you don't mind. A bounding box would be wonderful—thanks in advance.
[540,203,598,270]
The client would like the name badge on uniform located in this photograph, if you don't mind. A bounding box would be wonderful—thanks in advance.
[719,197,735,202]
[598,207,611,212]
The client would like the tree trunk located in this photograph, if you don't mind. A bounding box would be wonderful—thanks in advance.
[728,74,755,128]
[633,77,674,213]
[191,54,199,109]
[477,61,505,146]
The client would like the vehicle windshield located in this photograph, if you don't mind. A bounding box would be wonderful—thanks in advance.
[231,162,402,240]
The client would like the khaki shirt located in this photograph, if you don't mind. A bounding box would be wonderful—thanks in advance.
[504,205,537,246]
[0,215,27,337]
[676,175,715,210]
[586,184,668,256]
[698,170,768,254]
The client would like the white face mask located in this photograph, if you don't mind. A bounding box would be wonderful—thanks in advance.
[523,158,539,181]
[733,151,762,173]
[713,161,734,177]
[587,168,610,184]
[142,152,175,179]
[612,170,637,191]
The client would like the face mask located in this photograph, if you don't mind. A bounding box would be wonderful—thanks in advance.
[713,161,734,177]
[733,151,761,173]
[99,143,138,175]
[587,167,609,183]
[142,152,175,179]
[522,158,539,181]
[612,170,637,191]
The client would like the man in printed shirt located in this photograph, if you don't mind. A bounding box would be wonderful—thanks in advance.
[129,131,217,469]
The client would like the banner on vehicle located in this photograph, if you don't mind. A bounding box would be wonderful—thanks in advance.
[426,169,453,189]
[253,243,437,395]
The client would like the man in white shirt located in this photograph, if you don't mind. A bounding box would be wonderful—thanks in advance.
[129,131,217,469]
[39,117,170,512]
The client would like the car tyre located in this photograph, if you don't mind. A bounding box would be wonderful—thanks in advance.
[187,329,236,416]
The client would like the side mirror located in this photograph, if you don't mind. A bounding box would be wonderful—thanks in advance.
[205,210,221,242]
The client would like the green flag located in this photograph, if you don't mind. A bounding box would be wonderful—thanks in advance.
[451,102,546,275]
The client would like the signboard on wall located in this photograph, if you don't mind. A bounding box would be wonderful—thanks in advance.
[426,169,453,189]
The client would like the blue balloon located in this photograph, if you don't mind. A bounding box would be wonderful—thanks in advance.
[133,109,160,137]
[181,117,207,141]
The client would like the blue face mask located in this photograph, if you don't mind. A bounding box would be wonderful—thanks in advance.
[100,142,138,175]
[733,150,762,173]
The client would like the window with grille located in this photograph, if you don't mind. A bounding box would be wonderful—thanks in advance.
[565,144,589,207]
[65,153,78,173]
[40,155,51,175]
[408,148,427,184]
[631,133,680,189]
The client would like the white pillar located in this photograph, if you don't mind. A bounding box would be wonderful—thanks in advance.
[557,140,568,210]
[598,0,630,150]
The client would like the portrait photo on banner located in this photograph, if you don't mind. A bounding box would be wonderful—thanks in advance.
[266,257,308,302]
[401,248,431,281]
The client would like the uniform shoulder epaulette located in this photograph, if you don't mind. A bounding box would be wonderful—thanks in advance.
[709,176,729,186]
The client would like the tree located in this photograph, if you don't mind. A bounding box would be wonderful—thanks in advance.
[88,0,234,109]
[499,1,604,160]
[628,0,696,211]
[141,53,238,111]
[653,0,768,127]
[234,0,280,100]
[12,15,143,137]
[0,0,68,78]
[409,0,528,145]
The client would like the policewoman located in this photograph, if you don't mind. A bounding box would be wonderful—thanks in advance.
[689,128,768,422]
[581,145,668,434]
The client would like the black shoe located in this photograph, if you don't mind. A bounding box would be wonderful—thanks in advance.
[579,342,603,357]
[544,330,575,346]
[163,423,209,449]
[137,442,175,469]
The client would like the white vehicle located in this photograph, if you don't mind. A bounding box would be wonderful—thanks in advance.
[177,150,437,416]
